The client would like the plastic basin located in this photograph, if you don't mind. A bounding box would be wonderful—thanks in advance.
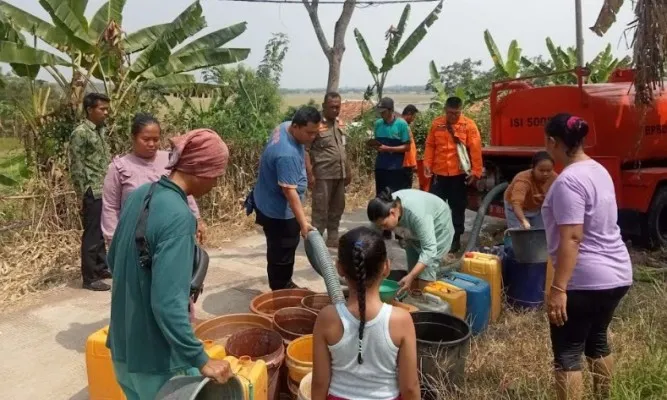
[298,372,312,400]
[286,334,314,384]
[250,289,315,318]
[301,294,332,313]
[411,311,472,399]
[193,313,273,347]
[507,228,548,263]
[273,307,318,344]
[155,376,243,400]
[379,279,400,303]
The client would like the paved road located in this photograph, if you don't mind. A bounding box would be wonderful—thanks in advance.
[0,208,502,399]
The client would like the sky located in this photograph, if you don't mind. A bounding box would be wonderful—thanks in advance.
[8,0,636,89]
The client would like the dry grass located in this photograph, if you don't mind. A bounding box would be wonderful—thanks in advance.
[426,275,667,399]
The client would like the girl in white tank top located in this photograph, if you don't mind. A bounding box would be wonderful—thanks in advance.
[311,226,421,400]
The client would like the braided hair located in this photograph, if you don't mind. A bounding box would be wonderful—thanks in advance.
[338,226,387,365]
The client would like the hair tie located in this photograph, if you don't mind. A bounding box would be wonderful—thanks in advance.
[354,240,364,249]
[566,116,581,130]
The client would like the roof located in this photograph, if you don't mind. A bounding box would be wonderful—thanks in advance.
[339,100,375,123]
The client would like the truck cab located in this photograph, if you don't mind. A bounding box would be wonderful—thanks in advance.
[467,69,667,248]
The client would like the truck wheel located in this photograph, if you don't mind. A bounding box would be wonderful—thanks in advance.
[646,186,667,250]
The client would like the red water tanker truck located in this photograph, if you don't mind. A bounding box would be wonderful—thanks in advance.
[466,68,667,249]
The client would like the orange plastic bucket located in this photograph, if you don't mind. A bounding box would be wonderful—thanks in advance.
[285,334,313,384]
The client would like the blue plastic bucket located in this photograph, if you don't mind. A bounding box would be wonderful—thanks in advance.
[502,247,547,310]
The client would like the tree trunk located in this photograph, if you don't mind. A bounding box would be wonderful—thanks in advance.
[303,0,356,92]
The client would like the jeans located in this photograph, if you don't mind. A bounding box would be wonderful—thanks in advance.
[504,202,545,229]
[81,189,108,284]
[113,361,200,400]
[255,209,301,290]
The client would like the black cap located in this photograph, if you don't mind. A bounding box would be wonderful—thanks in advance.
[376,97,394,111]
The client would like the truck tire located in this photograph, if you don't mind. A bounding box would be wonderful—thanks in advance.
[646,186,667,250]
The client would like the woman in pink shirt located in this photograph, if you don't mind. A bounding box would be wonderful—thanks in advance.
[542,113,632,400]
[101,113,206,245]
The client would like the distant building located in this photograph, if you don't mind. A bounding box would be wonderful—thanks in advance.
[339,99,375,124]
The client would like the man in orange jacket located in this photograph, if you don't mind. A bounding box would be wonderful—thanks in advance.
[423,97,483,253]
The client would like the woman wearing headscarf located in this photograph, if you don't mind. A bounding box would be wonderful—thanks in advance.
[542,114,632,400]
[106,129,232,400]
[101,113,206,246]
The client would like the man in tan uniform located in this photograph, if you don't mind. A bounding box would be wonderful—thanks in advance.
[306,92,351,247]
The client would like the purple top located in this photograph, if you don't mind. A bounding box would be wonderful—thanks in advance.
[542,159,632,290]
[101,150,200,241]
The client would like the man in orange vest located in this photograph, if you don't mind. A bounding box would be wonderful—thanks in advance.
[401,104,419,189]
[423,97,483,253]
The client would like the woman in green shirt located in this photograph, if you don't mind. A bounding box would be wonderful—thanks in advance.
[367,188,455,294]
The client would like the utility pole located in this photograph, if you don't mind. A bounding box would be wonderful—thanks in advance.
[575,0,584,67]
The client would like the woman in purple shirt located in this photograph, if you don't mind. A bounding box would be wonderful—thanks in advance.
[101,113,205,245]
[542,113,632,400]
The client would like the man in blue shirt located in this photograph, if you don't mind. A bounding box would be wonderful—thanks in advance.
[372,97,411,195]
[370,97,411,239]
[253,106,320,290]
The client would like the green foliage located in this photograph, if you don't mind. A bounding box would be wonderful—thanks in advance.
[484,30,522,79]
[427,59,491,107]
[354,0,443,100]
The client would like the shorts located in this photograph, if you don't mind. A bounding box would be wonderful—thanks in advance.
[550,286,630,371]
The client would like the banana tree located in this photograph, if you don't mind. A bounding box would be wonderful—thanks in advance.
[0,0,250,116]
[354,0,443,101]
[484,30,522,79]
[427,60,480,108]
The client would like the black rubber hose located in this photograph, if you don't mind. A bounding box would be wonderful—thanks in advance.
[438,182,509,276]
[464,182,509,253]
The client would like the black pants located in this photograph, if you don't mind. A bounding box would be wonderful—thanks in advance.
[430,174,467,238]
[550,286,630,371]
[402,167,414,190]
[374,169,406,197]
[81,189,108,284]
[256,210,301,290]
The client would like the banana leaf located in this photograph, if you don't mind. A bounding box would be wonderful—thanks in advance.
[172,22,247,58]
[393,0,442,65]
[143,48,250,79]
[353,28,378,76]
[38,0,94,53]
[122,24,169,54]
[129,1,205,77]
[10,63,40,79]
[144,73,196,87]
[546,37,566,71]
[88,0,127,41]
[484,30,506,77]
[0,40,69,65]
[0,2,71,52]
[590,0,624,37]
[68,0,88,31]
[428,60,445,93]
[506,40,522,78]
[380,4,410,73]
[0,173,19,186]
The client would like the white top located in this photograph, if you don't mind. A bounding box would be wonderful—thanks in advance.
[328,303,400,400]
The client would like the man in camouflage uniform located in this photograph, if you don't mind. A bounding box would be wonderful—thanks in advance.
[69,93,113,291]
[305,92,351,248]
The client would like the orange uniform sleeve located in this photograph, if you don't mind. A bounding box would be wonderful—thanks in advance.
[423,121,437,169]
[466,121,483,178]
